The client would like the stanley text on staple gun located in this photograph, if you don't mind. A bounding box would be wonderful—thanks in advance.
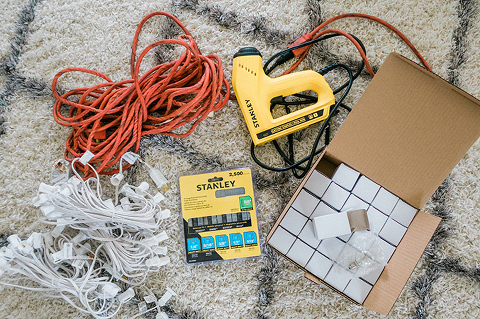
[232,47,335,146]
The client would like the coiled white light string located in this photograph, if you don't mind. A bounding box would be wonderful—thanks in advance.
[0,153,175,318]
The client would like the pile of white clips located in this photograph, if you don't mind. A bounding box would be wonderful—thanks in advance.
[0,152,174,318]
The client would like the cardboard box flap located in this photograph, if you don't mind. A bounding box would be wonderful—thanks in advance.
[363,211,441,315]
[328,53,480,208]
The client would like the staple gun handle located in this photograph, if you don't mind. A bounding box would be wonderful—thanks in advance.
[232,47,335,145]
[266,70,335,123]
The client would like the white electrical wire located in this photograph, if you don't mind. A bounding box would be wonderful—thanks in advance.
[0,155,172,318]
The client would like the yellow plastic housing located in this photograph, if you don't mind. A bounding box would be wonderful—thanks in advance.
[232,54,335,145]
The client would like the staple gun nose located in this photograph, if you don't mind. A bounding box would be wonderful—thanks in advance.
[232,47,335,145]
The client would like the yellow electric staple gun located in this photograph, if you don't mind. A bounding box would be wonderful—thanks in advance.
[232,47,335,145]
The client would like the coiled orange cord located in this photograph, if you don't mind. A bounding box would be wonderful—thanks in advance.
[284,13,431,76]
[52,12,230,177]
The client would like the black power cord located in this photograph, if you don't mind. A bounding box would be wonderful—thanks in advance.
[250,34,366,178]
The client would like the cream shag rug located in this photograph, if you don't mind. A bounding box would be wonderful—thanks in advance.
[1,0,480,318]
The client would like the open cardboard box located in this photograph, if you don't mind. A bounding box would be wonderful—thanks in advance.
[266,52,480,315]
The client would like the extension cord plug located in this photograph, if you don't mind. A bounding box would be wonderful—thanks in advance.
[51,243,73,264]
[147,167,169,192]
[0,256,10,268]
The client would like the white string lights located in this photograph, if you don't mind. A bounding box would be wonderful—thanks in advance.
[0,153,173,318]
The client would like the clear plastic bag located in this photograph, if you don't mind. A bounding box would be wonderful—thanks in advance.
[336,230,387,278]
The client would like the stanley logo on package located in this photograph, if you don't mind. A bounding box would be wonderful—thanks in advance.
[179,168,261,264]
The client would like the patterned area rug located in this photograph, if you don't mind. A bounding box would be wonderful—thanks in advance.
[1,0,480,318]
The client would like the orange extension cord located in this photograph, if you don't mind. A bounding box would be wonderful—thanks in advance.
[52,12,230,177]
[284,13,431,76]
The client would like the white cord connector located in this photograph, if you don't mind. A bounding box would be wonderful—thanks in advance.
[158,287,177,306]
[145,256,170,268]
[102,282,121,299]
[5,155,173,318]
[118,287,135,303]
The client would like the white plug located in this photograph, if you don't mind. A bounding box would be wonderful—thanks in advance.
[68,176,81,186]
[32,193,50,207]
[158,287,177,306]
[148,167,168,191]
[75,242,91,256]
[143,231,168,247]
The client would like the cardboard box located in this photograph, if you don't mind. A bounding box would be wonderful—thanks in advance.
[266,52,480,314]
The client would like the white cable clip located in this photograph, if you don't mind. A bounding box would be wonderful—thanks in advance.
[7,235,21,248]
[153,192,165,204]
[0,246,14,259]
[38,183,57,194]
[18,241,33,255]
[145,256,170,268]
[158,287,177,306]
[27,232,44,250]
[118,287,135,303]
[51,225,65,238]
[156,312,170,319]
[102,282,121,299]
[122,152,140,165]
[156,209,171,221]
[135,182,150,195]
[143,231,168,247]
[79,150,95,165]
[153,246,168,255]
[72,232,87,245]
